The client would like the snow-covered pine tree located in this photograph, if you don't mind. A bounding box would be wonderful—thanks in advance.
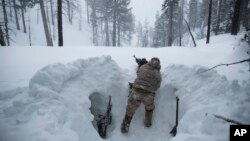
[142,18,149,47]
[118,10,135,46]
[116,0,134,47]
[136,22,143,46]
[86,0,134,46]
[162,0,179,46]
[153,12,167,47]
[220,0,234,33]
[231,0,242,35]
[188,0,198,29]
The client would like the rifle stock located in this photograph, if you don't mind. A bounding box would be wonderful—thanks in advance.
[97,96,112,139]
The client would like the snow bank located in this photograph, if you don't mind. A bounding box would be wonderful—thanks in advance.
[1,55,249,141]
[163,65,250,141]
[0,56,127,141]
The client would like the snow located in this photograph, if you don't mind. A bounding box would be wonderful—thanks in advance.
[0,34,250,141]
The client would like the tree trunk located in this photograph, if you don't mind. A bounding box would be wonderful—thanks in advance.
[179,0,184,46]
[28,16,32,46]
[206,0,212,44]
[105,18,110,46]
[79,1,82,31]
[58,0,63,46]
[37,7,39,24]
[112,0,117,46]
[50,0,54,25]
[0,25,6,46]
[184,18,196,47]
[21,6,27,33]
[45,1,52,44]
[168,0,173,46]
[86,0,90,24]
[8,0,12,17]
[231,0,241,35]
[2,0,10,45]
[39,0,53,46]
[66,0,72,24]
[118,19,120,47]
[13,0,20,30]
[215,0,222,35]
[242,0,249,28]
[91,4,97,45]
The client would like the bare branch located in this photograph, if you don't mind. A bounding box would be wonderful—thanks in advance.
[205,113,245,125]
[184,18,196,47]
[199,58,250,73]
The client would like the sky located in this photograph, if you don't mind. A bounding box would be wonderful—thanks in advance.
[130,0,164,27]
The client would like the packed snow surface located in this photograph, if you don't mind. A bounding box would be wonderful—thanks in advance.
[0,34,250,141]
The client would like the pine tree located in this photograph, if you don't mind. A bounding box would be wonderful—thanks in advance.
[162,0,179,46]
[231,0,242,35]
[57,0,63,46]
[215,0,222,35]
[206,0,212,44]
[2,0,10,45]
[0,25,6,46]
[153,12,167,47]
[13,0,20,30]
[188,0,198,29]
[220,0,234,33]
[142,19,149,47]
[136,22,143,46]
[39,0,53,46]
[17,0,27,33]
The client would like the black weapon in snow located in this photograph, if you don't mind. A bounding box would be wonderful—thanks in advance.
[170,96,179,137]
[97,96,112,139]
[128,55,148,89]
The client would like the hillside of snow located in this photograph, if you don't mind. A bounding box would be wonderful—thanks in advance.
[0,34,250,141]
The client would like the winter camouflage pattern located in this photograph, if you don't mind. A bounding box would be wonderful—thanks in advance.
[133,57,162,93]
[125,57,162,117]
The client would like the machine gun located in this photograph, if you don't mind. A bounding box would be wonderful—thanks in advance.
[97,96,112,139]
[129,56,148,89]
[133,55,148,68]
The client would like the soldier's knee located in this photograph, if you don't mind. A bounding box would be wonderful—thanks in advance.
[145,103,155,111]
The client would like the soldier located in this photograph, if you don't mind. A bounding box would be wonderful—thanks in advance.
[121,57,162,133]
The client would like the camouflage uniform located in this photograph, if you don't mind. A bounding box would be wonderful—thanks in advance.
[121,57,162,133]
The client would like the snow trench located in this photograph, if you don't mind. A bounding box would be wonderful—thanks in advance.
[0,56,249,141]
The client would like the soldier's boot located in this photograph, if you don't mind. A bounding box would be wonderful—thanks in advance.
[144,110,153,127]
[121,114,132,133]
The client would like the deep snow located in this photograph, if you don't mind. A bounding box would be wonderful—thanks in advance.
[0,34,250,141]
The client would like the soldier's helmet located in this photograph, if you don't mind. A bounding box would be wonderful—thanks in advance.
[149,57,161,70]
[141,58,148,64]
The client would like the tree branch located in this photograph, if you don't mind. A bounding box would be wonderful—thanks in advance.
[205,113,245,125]
[199,58,250,73]
[184,18,196,47]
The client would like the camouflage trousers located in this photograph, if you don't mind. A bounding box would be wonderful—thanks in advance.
[125,87,155,117]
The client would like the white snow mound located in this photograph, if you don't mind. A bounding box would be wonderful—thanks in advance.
[0,56,250,141]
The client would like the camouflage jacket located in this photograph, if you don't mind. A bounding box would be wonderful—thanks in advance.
[133,58,162,93]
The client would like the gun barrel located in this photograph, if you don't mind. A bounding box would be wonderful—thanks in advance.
[108,96,111,105]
